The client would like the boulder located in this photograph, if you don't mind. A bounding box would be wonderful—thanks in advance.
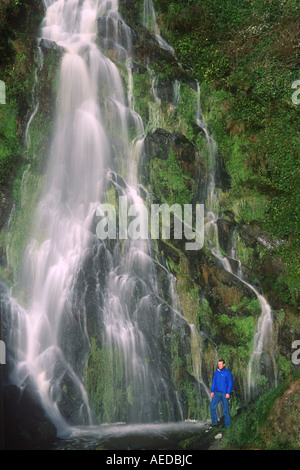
[39,38,65,54]
[140,128,200,188]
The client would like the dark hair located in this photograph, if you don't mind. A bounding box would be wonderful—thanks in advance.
[218,359,225,364]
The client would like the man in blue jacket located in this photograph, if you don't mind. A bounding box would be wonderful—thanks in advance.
[210,359,233,427]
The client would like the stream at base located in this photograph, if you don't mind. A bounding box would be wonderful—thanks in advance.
[50,422,214,450]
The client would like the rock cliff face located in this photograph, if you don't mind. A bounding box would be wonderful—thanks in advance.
[0,0,44,234]
[121,0,300,413]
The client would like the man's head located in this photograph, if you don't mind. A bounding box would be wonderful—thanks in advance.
[218,359,225,370]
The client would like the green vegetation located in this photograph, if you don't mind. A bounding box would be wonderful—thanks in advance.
[0,0,45,286]
[0,0,43,223]
[0,4,61,282]
[149,149,194,206]
[0,101,21,188]
[85,338,126,423]
[154,0,300,307]
[0,0,42,101]
[222,371,300,449]
[0,0,43,137]
[170,331,208,421]
[132,71,153,125]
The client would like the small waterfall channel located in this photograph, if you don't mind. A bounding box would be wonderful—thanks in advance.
[195,84,278,402]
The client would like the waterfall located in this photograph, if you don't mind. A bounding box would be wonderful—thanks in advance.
[25,46,43,149]
[2,0,210,433]
[233,260,278,400]
[8,0,118,432]
[1,0,279,442]
[143,0,174,55]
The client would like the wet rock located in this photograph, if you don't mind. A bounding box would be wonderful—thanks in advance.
[216,218,237,256]
[31,420,57,447]
[140,128,199,188]
[99,8,196,91]
[0,191,11,233]
[39,38,65,54]
[4,383,57,449]
[261,255,286,278]
[154,77,180,104]
[51,358,94,426]
[239,223,279,250]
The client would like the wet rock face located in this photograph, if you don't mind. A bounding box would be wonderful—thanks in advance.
[191,250,258,316]
[154,77,179,104]
[39,38,65,54]
[140,128,198,187]
[144,128,195,164]
[97,8,196,90]
[216,218,238,256]
[0,191,11,233]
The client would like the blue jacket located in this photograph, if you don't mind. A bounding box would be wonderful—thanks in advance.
[211,367,233,395]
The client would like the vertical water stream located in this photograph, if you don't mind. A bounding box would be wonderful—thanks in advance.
[3,0,206,433]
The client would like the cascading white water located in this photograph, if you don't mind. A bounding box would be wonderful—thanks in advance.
[234,261,278,400]
[196,83,277,401]
[10,0,124,432]
[4,0,207,431]
[25,47,43,149]
[143,0,174,55]
[142,2,277,409]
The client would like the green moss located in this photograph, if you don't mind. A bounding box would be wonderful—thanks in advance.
[132,71,153,126]
[172,84,198,141]
[277,354,292,382]
[197,297,213,330]
[239,297,261,316]
[216,315,255,351]
[149,149,193,206]
[7,167,44,281]
[0,101,21,189]
[5,103,54,282]
[235,236,255,269]
[25,111,53,170]
[172,256,200,325]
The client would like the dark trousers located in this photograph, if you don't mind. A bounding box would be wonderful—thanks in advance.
[210,391,231,427]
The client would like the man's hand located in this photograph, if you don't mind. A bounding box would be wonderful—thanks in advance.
[211,392,214,397]
[225,394,230,399]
